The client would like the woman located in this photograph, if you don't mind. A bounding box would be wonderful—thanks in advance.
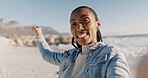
[32,6,130,78]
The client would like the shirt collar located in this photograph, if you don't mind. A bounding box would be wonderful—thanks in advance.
[82,42,105,54]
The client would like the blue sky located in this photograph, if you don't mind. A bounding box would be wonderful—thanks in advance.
[0,0,148,36]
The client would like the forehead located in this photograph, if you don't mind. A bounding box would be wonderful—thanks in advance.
[70,8,94,20]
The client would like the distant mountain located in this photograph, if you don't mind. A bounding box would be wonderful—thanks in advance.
[0,18,60,36]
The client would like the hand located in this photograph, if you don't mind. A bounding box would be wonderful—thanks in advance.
[31,26,43,35]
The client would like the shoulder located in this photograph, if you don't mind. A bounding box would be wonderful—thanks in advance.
[62,48,81,59]
[102,45,126,59]
[64,48,81,55]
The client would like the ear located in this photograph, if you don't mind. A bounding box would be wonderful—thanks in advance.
[96,20,101,29]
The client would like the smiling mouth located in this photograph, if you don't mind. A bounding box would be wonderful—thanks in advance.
[77,33,88,39]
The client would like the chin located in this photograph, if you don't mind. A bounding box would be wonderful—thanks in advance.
[76,38,91,45]
[78,41,89,46]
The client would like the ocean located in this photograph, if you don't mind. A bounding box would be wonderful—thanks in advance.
[51,34,148,57]
[103,34,148,57]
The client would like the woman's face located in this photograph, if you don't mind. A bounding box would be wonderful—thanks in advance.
[70,8,100,46]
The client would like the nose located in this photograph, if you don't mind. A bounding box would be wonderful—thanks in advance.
[76,24,84,31]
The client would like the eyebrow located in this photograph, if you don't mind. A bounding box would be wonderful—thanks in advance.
[70,14,89,22]
[80,14,89,18]
[70,19,75,22]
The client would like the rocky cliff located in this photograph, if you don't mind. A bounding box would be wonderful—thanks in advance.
[0,18,72,46]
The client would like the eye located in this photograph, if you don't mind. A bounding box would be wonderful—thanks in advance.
[71,22,77,28]
[82,18,90,24]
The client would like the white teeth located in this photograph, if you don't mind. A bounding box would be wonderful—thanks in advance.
[78,33,87,38]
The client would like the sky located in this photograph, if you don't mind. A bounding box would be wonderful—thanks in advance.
[0,0,148,36]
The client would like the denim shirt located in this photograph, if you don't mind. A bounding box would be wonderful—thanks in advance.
[37,35,131,78]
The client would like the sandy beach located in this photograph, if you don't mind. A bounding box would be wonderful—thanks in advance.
[0,35,146,78]
[0,45,142,78]
[0,46,59,78]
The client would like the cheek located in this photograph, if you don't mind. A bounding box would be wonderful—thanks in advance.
[90,28,97,36]
[70,28,75,35]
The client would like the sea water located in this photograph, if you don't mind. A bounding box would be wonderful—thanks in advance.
[50,34,148,57]
[103,34,148,57]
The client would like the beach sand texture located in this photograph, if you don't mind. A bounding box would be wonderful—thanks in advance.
[0,46,141,78]
[0,36,144,78]
[0,46,59,78]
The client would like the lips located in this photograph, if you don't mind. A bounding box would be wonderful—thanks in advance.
[77,33,88,39]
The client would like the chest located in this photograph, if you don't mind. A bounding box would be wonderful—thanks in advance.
[59,50,108,78]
